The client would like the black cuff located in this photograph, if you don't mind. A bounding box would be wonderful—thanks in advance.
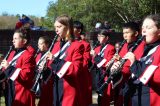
[4,66,16,78]
[94,55,103,64]
[111,71,122,87]
[50,58,61,70]
[42,67,52,82]
[130,60,142,77]
[51,59,66,73]
[0,71,7,82]
[56,59,66,72]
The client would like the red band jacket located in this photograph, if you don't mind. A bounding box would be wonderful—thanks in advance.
[129,41,160,106]
[93,43,115,106]
[35,52,53,106]
[51,40,85,106]
[114,41,145,106]
[4,48,36,106]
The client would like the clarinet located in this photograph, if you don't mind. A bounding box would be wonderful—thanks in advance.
[31,35,58,95]
[0,45,14,71]
[34,49,40,58]
[98,40,126,85]
[96,36,145,96]
[89,41,99,71]
[92,41,100,50]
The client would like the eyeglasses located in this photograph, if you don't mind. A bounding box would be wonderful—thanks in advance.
[97,35,105,38]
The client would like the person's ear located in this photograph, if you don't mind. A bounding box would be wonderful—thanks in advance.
[23,39,27,45]
[78,29,82,34]
[106,36,109,41]
[134,31,139,37]
[157,29,160,36]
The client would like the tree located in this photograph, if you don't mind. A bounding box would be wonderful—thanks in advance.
[45,0,160,31]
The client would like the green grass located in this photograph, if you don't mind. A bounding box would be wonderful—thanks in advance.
[0,96,39,106]
[0,96,5,106]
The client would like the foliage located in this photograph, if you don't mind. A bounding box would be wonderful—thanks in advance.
[45,0,160,31]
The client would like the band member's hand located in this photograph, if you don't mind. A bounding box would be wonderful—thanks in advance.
[38,61,45,70]
[124,52,136,66]
[47,52,54,60]
[113,54,121,60]
[1,60,9,69]
[90,50,96,57]
[110,61,121,73]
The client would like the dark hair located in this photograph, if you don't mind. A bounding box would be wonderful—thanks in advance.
[144,14,160,28]
[122,21,140,33]
[39,36,52,47]
[55,15,74,40]
[98,29,111,37]
[14,28,31,45]
[73,21,84,34]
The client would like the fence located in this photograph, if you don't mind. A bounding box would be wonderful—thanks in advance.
[0,29,123,56]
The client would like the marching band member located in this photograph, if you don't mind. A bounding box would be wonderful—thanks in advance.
[90,29,115,106]
[112,14,160,106]
[0,29,36,106]
[73,21,92,105]
[35,36,53,106]
[47,15,85,106]
[124,14,160,106]
[112,22,145,106]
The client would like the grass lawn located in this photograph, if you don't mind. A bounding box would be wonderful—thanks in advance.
[0,97,5,106]
[0,96,39,106]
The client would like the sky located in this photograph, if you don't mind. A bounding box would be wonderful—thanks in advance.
[0,0,57,17]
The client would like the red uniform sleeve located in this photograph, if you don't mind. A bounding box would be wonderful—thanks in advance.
[82,41,91,66]
[103,45,115,67]
[93,44,115,68]
[16,51,36,83]
[56,42,84,79]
